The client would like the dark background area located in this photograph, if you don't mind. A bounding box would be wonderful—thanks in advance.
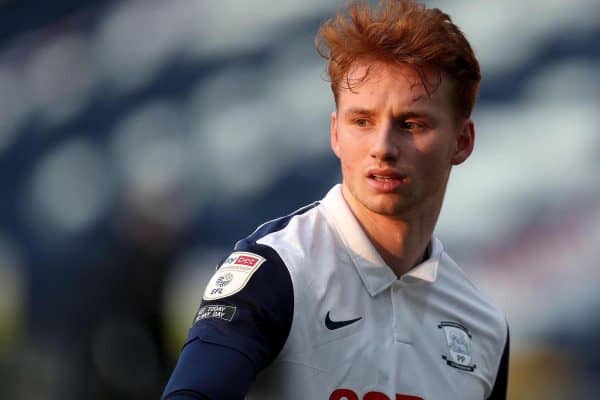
[0,1,599,398]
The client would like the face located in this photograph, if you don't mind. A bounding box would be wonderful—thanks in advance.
[330,61,474,220]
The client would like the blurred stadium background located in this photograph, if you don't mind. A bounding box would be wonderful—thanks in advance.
[0,0,599,398]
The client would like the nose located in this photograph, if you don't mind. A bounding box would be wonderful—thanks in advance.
[370,121,399,161]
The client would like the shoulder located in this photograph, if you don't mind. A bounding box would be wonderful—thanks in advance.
[237,201,330,282]
[202,201,322,303]
[235,201,321,250]
[439,252,507,330]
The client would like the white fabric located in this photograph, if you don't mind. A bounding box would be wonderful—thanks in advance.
[250,185,507,400]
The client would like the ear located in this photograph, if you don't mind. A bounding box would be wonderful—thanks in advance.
[451,119,475,165]
[330,111,341,159]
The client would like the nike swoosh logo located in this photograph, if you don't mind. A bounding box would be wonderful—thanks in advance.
[325,311,362,330]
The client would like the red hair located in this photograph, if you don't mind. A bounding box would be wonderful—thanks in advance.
[315,0,481,118]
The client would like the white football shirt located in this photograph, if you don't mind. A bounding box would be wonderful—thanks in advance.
[170,185,509,400]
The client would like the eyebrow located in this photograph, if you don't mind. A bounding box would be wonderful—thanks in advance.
[342,107,433,121]
[395,110,433,120]
[341,107,377,117]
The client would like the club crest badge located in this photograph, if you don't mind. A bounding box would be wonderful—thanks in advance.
[438,321,476,371]
[203,252,266,300]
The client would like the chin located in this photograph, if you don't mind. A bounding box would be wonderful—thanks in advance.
[345,183,414,217]
[363,196,408,217]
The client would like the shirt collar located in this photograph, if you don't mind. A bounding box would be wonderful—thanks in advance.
[320,184,443,296]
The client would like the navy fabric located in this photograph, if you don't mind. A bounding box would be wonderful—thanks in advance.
[188,244,293,369]
[162,340,254,400]
[163,394,210,400]
[163,393,210,400]
[164,393,210,400]
[163,204,318,399]
[487,324,510,400]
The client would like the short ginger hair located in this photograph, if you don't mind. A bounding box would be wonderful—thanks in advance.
[315,0,481,118]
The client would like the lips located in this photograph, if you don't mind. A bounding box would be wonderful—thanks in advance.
[367,169,408,191]
[371,175,401,181]
[367,168,406,180]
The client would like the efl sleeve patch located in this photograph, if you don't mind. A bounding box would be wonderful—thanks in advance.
[203,251,267,300]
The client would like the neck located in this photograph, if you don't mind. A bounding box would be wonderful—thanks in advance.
[342,186,441,277]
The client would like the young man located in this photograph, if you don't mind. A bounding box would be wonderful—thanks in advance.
[162,1,509,399]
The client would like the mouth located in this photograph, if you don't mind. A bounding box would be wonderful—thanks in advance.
[370,174,403,181]
[367,170,408,191]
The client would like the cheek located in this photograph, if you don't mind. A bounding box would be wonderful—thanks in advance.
[420,157,449,184]
[337,135,365,171]
[340,157,357,180]
[413,139,453,181]
[338,146,367,187]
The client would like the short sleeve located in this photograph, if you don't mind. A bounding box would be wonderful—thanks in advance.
[187,243,294,372]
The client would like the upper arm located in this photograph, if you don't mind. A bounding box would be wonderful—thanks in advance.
[162,244,294,399]
[162,339,255,400]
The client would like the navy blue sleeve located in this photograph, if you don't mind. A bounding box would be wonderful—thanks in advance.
[162,340,254,400]
[487,324,510,400]
[162,243,294,400]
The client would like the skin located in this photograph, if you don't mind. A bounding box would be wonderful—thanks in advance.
[330,61,475,277]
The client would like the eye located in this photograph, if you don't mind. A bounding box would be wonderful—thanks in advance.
[354,118,372,128]
[400,120,425,132]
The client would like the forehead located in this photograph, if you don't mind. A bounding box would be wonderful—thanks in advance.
[338,61,454,113]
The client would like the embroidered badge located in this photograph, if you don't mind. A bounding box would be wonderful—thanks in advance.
[438,321,477,371]
[203,252,266,300]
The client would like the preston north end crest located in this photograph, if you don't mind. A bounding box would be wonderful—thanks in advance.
[438,321,476,372]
